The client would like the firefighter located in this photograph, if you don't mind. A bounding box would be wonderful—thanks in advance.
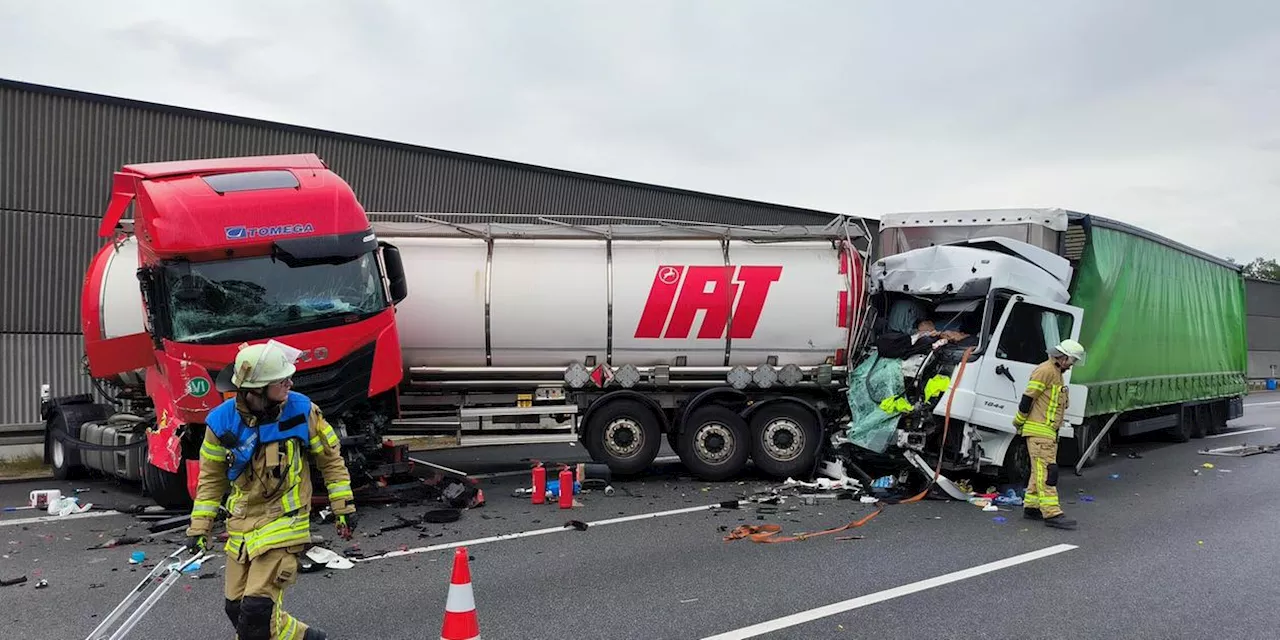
[183,340,358,640]
[1013,339,1086,531]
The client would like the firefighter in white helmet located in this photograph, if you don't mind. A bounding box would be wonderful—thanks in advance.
[183,340,357,640]
[1013,339,1086,530]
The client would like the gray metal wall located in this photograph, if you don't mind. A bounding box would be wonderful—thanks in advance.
[0,78,857,426]
[1246,277,1280,382]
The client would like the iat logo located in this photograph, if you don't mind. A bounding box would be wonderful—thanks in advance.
[634,265,783,340]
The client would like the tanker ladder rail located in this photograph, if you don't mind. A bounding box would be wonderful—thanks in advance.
[85,545,214,640]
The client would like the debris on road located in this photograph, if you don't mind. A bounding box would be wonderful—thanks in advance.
[1198,443,1280,457]
[87,536,143,550]
[305,546,355,570]
[1,575,28,587]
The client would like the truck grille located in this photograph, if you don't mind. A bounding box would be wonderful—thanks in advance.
[290,341,378,418]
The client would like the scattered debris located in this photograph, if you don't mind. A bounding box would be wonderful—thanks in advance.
[34,579,48,589]
[1,575,27,587]
[87,537,143,550]
[1198,443,1280,458]
[565,520,589,532]
[305,547,354,570]
[129,551,146,565]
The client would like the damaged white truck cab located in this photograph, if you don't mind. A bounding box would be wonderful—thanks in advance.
[874,234,1087,479]
[831,210,1092,485]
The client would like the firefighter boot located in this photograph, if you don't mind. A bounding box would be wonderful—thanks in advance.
[1023,508,1043,520]
[1044,514,1077,530]
[303,627,329,640]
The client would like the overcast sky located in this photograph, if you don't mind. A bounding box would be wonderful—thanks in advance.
[3,1,1279,261]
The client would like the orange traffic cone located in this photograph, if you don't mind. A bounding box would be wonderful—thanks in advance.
[441,547,480,640]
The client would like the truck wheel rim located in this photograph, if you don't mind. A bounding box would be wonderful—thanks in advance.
[604,418,643,458]
[695,423,734,463]
[762,419,803,461]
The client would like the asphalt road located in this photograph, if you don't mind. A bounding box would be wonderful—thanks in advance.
[4,399,1280,639]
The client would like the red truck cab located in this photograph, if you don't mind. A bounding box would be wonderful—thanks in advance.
[58,154,408,507]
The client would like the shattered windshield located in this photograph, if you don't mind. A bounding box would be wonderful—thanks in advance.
[161,251,387,344]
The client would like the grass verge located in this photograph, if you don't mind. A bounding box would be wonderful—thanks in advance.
[0,452,51,481]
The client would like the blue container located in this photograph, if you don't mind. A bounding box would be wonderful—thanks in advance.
[1267,378,1277,391]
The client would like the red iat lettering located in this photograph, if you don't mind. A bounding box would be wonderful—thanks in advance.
[633,265,782,340]
[635,266,685,339]
[665,266,737,339]
[728,266,783,338]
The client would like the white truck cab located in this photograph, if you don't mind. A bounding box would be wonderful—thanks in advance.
[858,210,1089,480]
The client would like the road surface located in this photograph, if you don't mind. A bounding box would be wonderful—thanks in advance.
[3,399,1279,639]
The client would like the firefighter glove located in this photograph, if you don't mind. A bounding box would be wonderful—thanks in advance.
[184,534,207,553]
[336,513,358,541]
[1013,412,1028,428]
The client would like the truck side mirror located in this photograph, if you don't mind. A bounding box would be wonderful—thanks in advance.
[380,242,408,304]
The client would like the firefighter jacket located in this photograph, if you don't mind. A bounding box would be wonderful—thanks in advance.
[1013,359,1070,439]
[185,391,355,562]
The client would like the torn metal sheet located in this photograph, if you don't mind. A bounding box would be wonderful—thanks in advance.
[902,450,970,501]
[1198,443,1280,457]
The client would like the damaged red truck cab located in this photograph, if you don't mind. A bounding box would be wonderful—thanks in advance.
[54,154,408,507]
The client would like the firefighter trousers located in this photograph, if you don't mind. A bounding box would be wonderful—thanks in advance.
[224,545,309,640]
[1023,436,1064,519]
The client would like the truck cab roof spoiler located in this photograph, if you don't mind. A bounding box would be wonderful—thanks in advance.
[97,153,331,238]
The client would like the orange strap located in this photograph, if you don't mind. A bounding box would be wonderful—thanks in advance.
[724,347,975,543]
[722,503,885,543]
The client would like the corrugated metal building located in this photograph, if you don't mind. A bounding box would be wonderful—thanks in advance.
[1246,277,1280,383]
[0,78,863,427]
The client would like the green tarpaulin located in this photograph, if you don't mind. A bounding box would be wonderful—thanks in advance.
[1069,225,1248,416]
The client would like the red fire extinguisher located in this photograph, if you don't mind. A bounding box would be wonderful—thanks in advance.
[531,462,546,505]
[558,465,574,509]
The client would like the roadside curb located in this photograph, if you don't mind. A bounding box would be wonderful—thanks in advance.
[0,471,54,485]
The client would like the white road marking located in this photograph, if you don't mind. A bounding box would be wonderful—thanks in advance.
[699,543,1079,640]
[1205,426,1276,439]
[356,501,727,563]
[1244,401,1280,408]
[0,509,123,527]
[408,455,682,480]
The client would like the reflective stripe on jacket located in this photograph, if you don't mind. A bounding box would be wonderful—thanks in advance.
[185,393,355,562]
[1019,360,1069,439]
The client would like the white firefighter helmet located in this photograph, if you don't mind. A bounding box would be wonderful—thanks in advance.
[217,340,302,391]
[1053,339,1086,363]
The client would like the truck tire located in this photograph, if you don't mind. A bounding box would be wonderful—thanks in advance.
[747,402,821,479]
[678,406,751,482]
[46,403,111,481]
[1190,404,1210,439]
[143,459,193,510]
[1000,437,1032,486]
[1060,419,1105,469]
[582,398,662,476]
[1168,406,1195,443]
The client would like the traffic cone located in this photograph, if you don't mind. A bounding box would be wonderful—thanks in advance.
[441,547,480,640]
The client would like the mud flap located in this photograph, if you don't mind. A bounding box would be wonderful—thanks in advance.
[902,450,970,501]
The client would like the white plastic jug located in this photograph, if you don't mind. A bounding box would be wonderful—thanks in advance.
[29,489,61,509]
